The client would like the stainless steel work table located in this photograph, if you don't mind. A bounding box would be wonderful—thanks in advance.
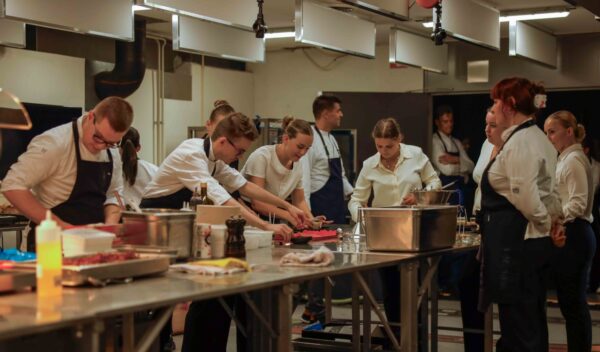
[0,239,479,352]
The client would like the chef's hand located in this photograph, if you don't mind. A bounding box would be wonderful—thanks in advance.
[267,223,293,242]
[401,194,417,205]
[550,221,566,248]
[439,154,459,165]
[285,204,307,226]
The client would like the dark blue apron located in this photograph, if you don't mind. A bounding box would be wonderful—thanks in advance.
[140,138,215,209]
[310,128,346,224]
[436,131,464,205]
[478,119,535,311]
[27,120,113,251]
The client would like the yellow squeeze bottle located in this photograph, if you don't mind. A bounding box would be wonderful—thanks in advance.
[36,211,62,297]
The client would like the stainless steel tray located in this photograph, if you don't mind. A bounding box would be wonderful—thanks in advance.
[0,270,35,292]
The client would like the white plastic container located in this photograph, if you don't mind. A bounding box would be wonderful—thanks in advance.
[244,234,260,250]
[62,228,115,257]
[244,229,273,247]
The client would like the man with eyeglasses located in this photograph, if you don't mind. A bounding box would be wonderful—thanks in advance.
[2,96,133,251]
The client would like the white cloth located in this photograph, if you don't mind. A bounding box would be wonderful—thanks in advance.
[1,116,123,208]
[348,144,441,221]
[280,246,334,267]
[431,132,474,177]
[487,120,562,239]
[472,140,495,213]
[123,159,158,206]
[143,138,247,205]
[241,145,303,200]
[301,126,353,207]
[556,144,594,223]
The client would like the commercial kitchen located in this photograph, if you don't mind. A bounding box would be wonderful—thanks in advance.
[0,1,599,351]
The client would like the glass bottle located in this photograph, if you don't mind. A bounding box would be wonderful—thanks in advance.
[189,187,201,211]
[199,182,214,205]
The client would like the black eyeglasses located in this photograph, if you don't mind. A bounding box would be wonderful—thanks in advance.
[226,137,246,156]
[91,112,121,149]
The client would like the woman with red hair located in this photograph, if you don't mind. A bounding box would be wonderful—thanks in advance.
[479,77,562,351]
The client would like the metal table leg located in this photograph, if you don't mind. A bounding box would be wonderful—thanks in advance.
[362,273,371,352]
[430,265,439,352]
[352,275,361,352]
[484,305,493,352]
[324,276,333,325]
[400,261,419,352]
[122,313,135,352]
[275,284,294,352]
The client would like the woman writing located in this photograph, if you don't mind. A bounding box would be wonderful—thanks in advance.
[119,127,158,207]
[480,77,561,351]
[544,111,595,352]
[241,116,323,228]
[348,118,440,335]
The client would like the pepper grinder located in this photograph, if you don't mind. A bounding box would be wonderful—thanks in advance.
[225,216,246,258]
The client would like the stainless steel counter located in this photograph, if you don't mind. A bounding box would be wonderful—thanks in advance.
[0,235,480,351]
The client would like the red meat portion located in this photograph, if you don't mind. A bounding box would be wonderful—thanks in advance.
[63,251,138,266]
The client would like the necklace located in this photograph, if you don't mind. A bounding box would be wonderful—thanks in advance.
[381,154,399,170]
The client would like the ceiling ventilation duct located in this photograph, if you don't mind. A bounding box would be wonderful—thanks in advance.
[94,20,146,99]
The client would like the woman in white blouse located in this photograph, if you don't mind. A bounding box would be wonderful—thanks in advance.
[120,127,158,207]
[472,109,508,214]
[544,111,595,352]
[480,77,562,351]
[348,118,441,222]
[242,116,320,228]
[348,118,440,333]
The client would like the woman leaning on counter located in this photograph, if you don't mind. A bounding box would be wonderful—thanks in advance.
[119,127,158,207]
[480,77,562,351]
[348,117,441,332]
[544,111,595,352]
[242,116,327,228]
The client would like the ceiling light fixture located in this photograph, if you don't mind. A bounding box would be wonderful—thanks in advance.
[253,0,268,38]
[422,10,569,27]
[264,31,295,39]
[132,5,150,11]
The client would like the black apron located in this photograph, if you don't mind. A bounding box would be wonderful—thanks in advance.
[310,128,346,224]
[140,138,216,209]
[27,120,114,251]
[436,131,464,205]
[478,119,536,311]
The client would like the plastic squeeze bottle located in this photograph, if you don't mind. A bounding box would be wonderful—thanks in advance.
[36,211,62,297]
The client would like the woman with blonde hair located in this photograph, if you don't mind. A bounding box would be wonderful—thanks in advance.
[544,110,595,352]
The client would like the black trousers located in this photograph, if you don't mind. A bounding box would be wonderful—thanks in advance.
[553,219,596,352]
[181,296,247,352]
[458,251,484,352]
[496,237,553,352]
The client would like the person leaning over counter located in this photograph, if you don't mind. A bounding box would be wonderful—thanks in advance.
[302,95,353,224]
[1,96,133,251]
[544,111,595,352]
[348,117,440,338]
[140,112,305,239]
[242,116,324,228]
[480,77,562,351]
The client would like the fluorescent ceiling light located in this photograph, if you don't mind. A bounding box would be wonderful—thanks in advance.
[133,5,150,11]
[421,10,569,28]
[264,31,295,39]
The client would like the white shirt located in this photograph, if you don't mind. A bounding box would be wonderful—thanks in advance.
[348,144,441,221]
[241,145,303,200]
[143,138,247,205]
[1,116,123,208]
[431,132,474,177]
[301,126,353,207]
[591,158,600,195]
[487,120,562,239]
[472,140,495,213]
[123,159,158,206]
[556,144,594,223]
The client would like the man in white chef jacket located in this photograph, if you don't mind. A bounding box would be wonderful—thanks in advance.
[1,96,132,251]
[302,94,353,224]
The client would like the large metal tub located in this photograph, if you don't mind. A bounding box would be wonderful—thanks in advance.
[360,206,457,252]
[121,209,196,259]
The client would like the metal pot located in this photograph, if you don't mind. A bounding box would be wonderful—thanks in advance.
[121,209,196,259]
[411,190,455,205]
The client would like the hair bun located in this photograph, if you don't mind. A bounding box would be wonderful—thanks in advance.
[281,115,295,131]
[214,100,230,108]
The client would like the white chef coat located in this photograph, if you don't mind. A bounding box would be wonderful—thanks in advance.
[123,159,158,206]
[143,138,247,205]
[348,143,441,221]
[301,126,353,207]
[556,143,594,223]
[241,145,303,200]
[487,120,562,239]
[431,132,474,177]
[472,140,494,213]
[1,116,123,208]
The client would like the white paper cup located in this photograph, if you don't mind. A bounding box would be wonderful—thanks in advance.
[210,224,227,258]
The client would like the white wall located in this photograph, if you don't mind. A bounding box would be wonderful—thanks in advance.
[0,46,84,108]
[249,45,424,121]
[125,68,156,163]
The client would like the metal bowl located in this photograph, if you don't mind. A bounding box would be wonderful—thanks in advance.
[411,190,455,205]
